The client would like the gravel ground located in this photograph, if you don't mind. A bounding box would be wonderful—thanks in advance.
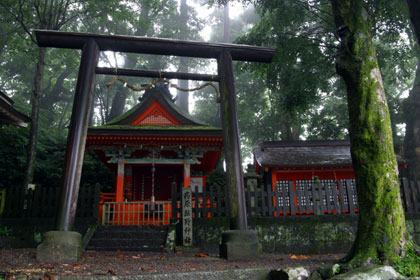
[0,249,344,277]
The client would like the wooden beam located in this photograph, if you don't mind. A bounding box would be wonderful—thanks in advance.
[107,157,201,165]
[96,67,219,82]
[34,30,276,63]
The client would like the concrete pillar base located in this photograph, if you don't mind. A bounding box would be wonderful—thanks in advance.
[219,229,260,260]
[36,231,82,263]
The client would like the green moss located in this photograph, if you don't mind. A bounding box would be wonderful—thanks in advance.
[393,243,420,277]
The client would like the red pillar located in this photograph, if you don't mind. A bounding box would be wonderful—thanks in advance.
[115,157,125,202]
[184,159,190,188]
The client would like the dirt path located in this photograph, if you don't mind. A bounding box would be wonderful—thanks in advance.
[0,249,343,277]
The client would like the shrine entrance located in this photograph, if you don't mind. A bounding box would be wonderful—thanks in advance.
[132,166,181,202]
[34,29,275,262]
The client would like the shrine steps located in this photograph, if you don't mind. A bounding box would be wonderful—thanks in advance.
[86,225,168,252]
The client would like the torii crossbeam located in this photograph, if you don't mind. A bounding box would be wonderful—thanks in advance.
[34,30,275,262]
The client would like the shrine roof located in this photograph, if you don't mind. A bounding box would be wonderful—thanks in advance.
[0,91,31,127]
[254,140,406,168]
[88,83,223,138]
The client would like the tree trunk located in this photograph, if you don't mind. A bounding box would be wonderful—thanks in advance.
[331,0,409,264]
[403,0,420,181]
[23,47,46,189]
[405,0,420,42]
[107,56,136,122]
[176,0,189,112]
[403,60,420,181]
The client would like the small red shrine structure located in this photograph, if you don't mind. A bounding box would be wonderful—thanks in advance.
[254,140,407,184]
[253,140,407,214]
[86,83,223,225]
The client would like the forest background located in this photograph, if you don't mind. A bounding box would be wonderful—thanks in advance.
[0,0,418,193]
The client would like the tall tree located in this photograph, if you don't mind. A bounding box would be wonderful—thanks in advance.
[331,0,410,264]
[0,0,83,190]
[176,0,189,112]
[403,0,420,181]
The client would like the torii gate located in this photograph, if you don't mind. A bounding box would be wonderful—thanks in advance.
[34,30,275,262]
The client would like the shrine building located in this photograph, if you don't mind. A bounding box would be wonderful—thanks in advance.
[254,140,407,197]
[86,83,223,225]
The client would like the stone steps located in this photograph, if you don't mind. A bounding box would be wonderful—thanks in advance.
[86,225,168,252]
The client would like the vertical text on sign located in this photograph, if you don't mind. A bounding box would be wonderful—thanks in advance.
[182,187,193,246]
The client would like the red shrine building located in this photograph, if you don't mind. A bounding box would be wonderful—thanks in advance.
[253,140,407,214]
[86,84,223,225]
[254,140,407,184]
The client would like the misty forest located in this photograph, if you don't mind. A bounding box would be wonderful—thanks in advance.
[1,0,420,277]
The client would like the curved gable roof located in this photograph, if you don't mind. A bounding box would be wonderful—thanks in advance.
[254,140,406,168]
[107,84,206,126]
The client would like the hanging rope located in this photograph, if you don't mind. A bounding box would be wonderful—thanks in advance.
[106,70,220,102]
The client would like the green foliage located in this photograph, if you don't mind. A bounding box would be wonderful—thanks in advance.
[0,124,113,191]
[0,225,12,236]
[393,244,420,277]
[206,168,226,191]
[0,126,29,189]
[80,153,114,193]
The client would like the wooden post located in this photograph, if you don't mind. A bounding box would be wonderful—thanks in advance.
[115,156,125,202]
[56,39,99,231]
[217,50,247,230]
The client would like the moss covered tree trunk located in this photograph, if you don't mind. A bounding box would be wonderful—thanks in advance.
[331,0,409,264]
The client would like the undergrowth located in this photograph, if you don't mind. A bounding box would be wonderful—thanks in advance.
[392,245,420,277]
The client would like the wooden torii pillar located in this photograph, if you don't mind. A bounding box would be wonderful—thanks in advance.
[33,30,275,262]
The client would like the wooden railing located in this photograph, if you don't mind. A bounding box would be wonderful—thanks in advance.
[101,201,172,226]
[400,178,420,214]
[244,178,420,217]
[0,184,100,219]
[171,182,229,219]
[245,179,358,216]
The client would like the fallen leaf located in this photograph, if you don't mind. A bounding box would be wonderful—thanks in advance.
[118,254,125,258]
[117,249,121,253]
[185,262,192,266]
[72,263,81,267]
[276,258,284,261]
[107,269,116,275]
[176,251,183,254]
[290,254,308,260]
[141,267,155,273]
[195,253,209,258]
